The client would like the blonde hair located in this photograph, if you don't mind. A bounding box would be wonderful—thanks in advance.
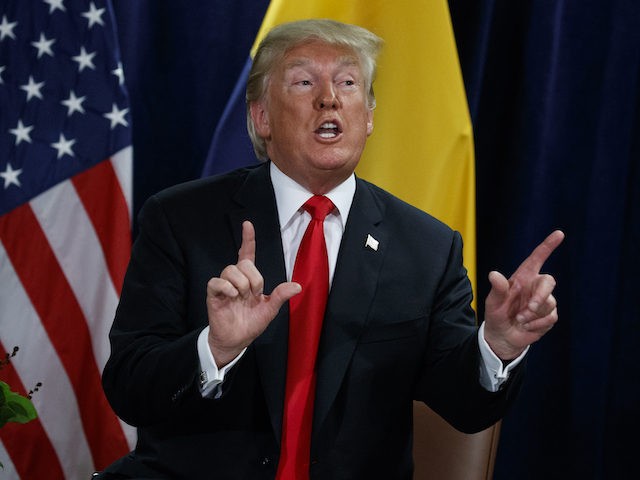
[246,19,383,160]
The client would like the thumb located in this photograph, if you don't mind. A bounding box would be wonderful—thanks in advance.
[266,281,302,311]
[486,271,510,307]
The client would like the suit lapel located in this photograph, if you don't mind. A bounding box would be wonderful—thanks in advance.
[228,163,289,443]
[227,169,388,444]
[313,178,388,434]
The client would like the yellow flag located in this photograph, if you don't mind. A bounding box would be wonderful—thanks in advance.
[253,0,477,303]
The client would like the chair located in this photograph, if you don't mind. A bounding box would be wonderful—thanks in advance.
[413,401,501,480]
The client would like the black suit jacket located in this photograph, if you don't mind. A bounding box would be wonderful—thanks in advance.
[101,162,523,479]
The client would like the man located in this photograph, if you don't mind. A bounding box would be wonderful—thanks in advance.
[99,19,563,479]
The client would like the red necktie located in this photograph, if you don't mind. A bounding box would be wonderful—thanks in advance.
[276,195,335,480]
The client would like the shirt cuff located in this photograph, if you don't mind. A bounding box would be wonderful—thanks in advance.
[477,322,528,392]
[197,326,247,398]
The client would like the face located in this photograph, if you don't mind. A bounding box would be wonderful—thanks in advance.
[250,41,374,194]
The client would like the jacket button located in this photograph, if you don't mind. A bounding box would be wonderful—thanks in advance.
[260,456,271,467]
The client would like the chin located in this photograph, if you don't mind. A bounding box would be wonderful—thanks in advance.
[314,149,361,170]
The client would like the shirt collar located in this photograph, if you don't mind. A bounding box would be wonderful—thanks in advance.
[270,161,356,230]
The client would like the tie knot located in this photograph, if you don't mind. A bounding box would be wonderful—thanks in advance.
[303,195,335,221]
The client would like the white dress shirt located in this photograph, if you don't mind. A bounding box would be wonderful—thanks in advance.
[197,162,525,397]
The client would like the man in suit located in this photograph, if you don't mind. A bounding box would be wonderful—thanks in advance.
[99,19,563,479]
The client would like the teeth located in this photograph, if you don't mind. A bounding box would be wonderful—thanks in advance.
[319,132,337,138]
[320,122,337,129]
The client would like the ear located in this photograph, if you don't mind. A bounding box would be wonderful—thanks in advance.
[366,108,374,136]
[249,101,271,139]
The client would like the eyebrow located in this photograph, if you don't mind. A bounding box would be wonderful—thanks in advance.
[284,55,360,70]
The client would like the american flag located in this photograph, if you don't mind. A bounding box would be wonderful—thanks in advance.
[0,0,135,478]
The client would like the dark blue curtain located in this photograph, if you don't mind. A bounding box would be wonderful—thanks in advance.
[449,1,640,478]
[112,1,640,477]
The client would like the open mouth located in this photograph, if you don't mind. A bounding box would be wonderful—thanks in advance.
[315,121,342,139]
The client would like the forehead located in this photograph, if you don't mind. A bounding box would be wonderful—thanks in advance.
[280,41,361,72]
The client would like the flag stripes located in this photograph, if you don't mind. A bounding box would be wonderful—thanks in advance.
[31,174,118,368]
[72,156,131,294]
[109,148,133,223]
[0,155,134,477]
[0,343,65,479]
[0,441,18,478]
[0,252,91,478]
[0,197,127,468]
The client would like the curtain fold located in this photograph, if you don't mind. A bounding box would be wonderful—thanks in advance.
[450,1,640,477]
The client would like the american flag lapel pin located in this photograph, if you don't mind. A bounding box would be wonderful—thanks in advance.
[365,234,379,251]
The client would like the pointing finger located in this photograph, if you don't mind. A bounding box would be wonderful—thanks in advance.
[514,230,565,277]
[238,221,256,264]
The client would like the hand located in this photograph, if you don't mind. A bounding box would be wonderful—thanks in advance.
[483,230,565,360]
[206,221,301,367]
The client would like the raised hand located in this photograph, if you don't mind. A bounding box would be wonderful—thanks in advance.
[483,230,565,360]
[206,221,301,367]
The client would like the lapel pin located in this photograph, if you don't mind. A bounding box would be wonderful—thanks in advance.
[365,234,379,251]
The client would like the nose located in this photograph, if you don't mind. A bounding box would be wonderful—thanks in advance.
[318,97,336,109]
[316,84,339,110]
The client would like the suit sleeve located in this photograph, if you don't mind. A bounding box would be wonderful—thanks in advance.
[415,231,524,433]
[102,195,211,426]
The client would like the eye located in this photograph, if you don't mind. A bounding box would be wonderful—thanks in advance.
[337,78,357,88]
[297,80,312,86]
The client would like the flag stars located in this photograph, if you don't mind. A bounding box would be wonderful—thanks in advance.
[112,62,125,86]
[61,90,86,116]
[82,2,105,29]
[72,46,97,72]
[31,32,56,58]
[43,0,66,14]
[51,133,76,159]
[0,65,5,84]
[104,103,129,129]
[0,163,22,189]
[0,15,18,41]
[9,120,34,145]
[20,76,45,101]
